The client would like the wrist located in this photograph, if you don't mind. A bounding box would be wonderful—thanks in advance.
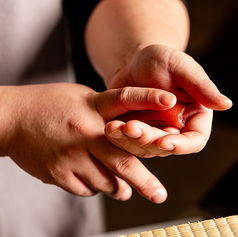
[85,0,190,89]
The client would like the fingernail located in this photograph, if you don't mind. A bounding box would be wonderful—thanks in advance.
[151,189,167,204]
[126,127,142,138]
[158,142,174,151]
[120,188,132,201]
[109,129,123,139]
[159,93,176,106]
[219,94,233,105]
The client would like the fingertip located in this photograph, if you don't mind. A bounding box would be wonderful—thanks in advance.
[105,120,125,138]
[104,121,113,134]
[123,124,142,138]
[218,94,233,110]
[150,188,168,204]
[120,187,133,201]
[196,84,232,111]
[108,128,123,139]
[109,187,133,201]
[159,92,177,107]
[157,141,174,151]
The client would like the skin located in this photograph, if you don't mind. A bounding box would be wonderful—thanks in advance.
[0,0,232,205]
[85,0,232,201]
[0,84,175,203]
[85,0,232,157]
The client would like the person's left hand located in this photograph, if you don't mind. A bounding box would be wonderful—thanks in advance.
[104,44,232,156]
[105,101,212,157]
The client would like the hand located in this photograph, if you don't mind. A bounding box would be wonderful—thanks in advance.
[105,102,212,157]
[109,44,232,110]
[5,84,176,203]
[105,45,232,155]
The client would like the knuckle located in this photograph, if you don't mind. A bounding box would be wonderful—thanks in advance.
[96,180,116,194]
[48,164,68,184]
[115,154,137,177]
[138,176,157,194]
[147,89,159,103]
[45,163,97,197]
[137,136,155,149]
[118,138,134,148]
[109,130,133,147]
[115,87,131,105]
[135,149,152,158]
[68,118,87,135]
[142,138,154,148]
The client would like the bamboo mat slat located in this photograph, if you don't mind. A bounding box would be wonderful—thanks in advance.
[117,215,238,237]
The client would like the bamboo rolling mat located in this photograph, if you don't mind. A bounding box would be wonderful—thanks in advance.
[118,215,238,237]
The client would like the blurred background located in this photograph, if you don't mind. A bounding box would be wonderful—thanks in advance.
[102,0,238,232]
[66,0,238,233]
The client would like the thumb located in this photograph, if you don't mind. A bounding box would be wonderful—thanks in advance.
[94,87,177,120]
[169,50,233,111]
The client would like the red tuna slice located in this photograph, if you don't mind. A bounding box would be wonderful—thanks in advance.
[116,103,197,129]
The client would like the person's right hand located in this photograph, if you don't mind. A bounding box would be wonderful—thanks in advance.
[2,83,177,203]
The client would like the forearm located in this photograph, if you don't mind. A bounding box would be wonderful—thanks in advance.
[0,86,19,157]
[85,0,190,87]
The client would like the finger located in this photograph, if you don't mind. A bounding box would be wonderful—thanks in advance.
[157,105,213,154]
[94,87,176,120]
[162,127,181,134]
[48,151,133,200]
[58,173,131,202]
[88,136,167,203]
[168,50,232,110]
[47,166,97,197]
[72,153,132,200]
[122,120,172,157]
[105,120,171,158]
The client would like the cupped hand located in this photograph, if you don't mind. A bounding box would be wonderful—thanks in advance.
[5,84,176,203]
[105,102,212,157]
[105,44,232,156]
